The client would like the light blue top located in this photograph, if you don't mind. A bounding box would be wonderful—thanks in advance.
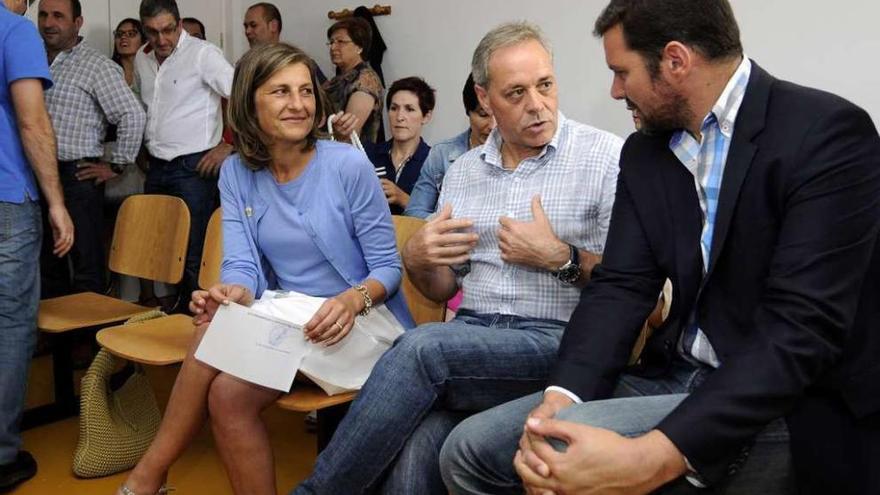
[257,160,347,296]
[218,140,415,329]
[0,4,52,203]
[404,129,471,218]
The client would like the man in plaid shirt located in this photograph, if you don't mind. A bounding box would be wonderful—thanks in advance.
[38,0,145,296]
[295,21,623,495]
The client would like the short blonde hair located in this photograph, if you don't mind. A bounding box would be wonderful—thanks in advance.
[228,43,327,170]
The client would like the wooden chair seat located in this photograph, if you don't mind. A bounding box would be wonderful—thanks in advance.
[38,293,152,333]
[275,387,357,412]
[96,314,195,366]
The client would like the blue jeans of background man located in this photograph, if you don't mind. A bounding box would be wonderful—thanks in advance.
[293,310,566,495]
[145,151,216,302]
[0,201,41,464]
[441,357,793,494]
[40,160,105,297]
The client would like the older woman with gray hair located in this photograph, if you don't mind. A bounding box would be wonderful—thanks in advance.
[117,42,412,495]
[322,17,384,144]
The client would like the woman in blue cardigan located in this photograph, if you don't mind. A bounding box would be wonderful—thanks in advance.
[119,43,413,495]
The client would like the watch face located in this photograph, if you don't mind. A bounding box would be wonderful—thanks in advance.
[557,264,580,284]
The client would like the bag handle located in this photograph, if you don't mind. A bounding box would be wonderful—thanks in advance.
[327,113,365,153]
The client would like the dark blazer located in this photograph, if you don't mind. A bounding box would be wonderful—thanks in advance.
[551,62,880,491]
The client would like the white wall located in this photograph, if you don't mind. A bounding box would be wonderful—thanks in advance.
[30,0,880,142]
[223,0,880,143]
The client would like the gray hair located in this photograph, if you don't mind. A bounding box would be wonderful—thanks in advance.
[471,21,553,88]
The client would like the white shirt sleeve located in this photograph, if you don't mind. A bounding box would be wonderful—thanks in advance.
[544,386,583,404]
[199,44,234,99]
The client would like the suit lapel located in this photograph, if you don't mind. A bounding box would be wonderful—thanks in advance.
[704,62,773,280]
[659,148,704,308]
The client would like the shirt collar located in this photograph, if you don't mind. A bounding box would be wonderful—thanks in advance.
[50,36,84,67]
[481,111,566,169]
[706,56,751,139]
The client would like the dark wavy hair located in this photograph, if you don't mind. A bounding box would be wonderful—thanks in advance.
[228,43,327,170]
[386,76,436,115]
[462,73,479,114]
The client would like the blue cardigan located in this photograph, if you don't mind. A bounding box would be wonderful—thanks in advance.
[218,140,415,329]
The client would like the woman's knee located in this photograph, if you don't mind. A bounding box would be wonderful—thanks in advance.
[207,374,272,420]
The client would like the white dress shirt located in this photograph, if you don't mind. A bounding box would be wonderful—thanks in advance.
[135,30,233,160]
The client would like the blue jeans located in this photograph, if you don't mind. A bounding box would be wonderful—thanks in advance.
[0,201,41,464]
[293,310,566,495]
[145,151,216,299]
[441,358,793,494]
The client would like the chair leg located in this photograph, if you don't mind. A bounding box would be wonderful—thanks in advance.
[51,331,78,417]
[315,403,350,453]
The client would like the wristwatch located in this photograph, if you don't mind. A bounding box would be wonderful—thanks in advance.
[553,243,581,285]
[109,163,125,174]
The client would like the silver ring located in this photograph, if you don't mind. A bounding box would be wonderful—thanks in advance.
[334,321,344,332]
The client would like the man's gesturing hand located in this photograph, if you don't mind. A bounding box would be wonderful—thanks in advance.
[498,195,568,270]
[404,203,478,270]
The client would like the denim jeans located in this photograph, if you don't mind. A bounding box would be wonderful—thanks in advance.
[0,201,41,464]
[40,160,105,297]
[441,358,793,494]
[292,310,566,495]
[145,151,216,299]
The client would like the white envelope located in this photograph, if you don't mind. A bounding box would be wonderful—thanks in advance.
[194,302,309,392]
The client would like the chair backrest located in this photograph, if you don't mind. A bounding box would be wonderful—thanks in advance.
[392,215,446,325]
[108,194,190,284]
[199,208,223,289]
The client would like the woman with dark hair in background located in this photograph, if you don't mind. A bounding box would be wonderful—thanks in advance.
[111,18,145,94]
[106,17,151,302]
[322,17,384,144]
[365,76,435,215]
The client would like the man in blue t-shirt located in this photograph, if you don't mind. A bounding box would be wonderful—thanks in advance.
[0,0,73,490]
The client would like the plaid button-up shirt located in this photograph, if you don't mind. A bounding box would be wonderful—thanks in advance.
[671,57,752,368]
[436,112,622,322]
[45,39,144,164]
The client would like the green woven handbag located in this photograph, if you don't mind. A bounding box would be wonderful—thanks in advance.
[72,312,164,478]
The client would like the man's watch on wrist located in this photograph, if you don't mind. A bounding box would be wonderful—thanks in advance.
[553,243,581,285]
[109,163,125,174]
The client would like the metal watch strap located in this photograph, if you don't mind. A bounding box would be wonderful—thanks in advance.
[353,284,372,316]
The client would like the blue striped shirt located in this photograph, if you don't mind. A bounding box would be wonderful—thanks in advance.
[671,57,752,367]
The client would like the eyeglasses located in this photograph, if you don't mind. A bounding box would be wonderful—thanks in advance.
[114,30,140,39]
[145,25,179,40]
[326,38,354,47]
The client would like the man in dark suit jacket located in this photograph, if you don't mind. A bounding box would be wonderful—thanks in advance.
[439,1,880,493]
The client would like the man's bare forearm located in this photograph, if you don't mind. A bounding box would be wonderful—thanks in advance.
[21,117,64,208]
[12,79,64,208]
[404,261,459,303]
